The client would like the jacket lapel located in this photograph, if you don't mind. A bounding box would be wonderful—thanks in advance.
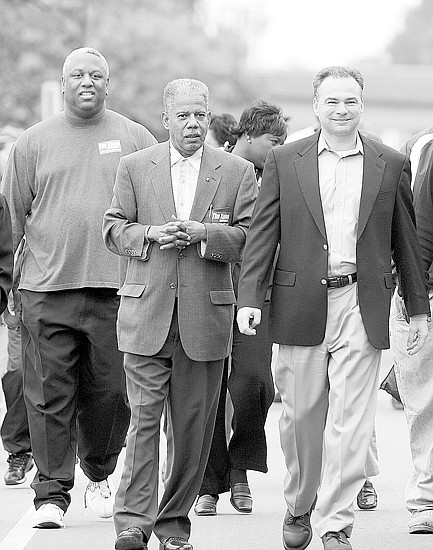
[357,138,386,239]
[294,135,327,240]
[190,145,222,222]
[149,142,176,223]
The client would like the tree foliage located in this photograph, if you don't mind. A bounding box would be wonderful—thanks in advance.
[387,0,433,65]
[0,0,254,139]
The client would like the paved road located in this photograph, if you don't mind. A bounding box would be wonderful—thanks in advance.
[0,350,432,550]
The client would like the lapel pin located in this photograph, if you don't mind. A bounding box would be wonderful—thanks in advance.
[205,177,210,182]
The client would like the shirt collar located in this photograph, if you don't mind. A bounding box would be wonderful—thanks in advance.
[318,132,364,157]
[170,142,204,171]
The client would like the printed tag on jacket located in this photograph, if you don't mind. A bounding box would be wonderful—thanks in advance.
[98,140,122,155]
[211,208,230,225]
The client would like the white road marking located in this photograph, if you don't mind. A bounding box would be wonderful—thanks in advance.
[0,465,83,550]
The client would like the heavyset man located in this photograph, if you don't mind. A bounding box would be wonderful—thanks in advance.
[1,47,156,528]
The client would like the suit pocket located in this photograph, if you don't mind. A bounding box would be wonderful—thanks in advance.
[209,289,236,305]
[117,284,146,297]
[273,269,296,286]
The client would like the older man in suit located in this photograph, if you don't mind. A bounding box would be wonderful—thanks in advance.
[103,78,257,550]
[237,66,430,550]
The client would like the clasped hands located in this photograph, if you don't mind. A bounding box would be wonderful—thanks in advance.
[148,215,207,250]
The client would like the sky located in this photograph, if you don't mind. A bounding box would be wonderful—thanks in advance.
[231,0,423,70]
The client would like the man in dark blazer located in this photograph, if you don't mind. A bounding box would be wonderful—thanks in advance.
[237,66,430,550]
[103,78,257,550]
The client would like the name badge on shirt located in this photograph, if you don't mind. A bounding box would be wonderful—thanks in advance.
[211,207,230,225]
[98,140,122,155]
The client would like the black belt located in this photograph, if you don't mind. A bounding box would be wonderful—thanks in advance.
[327,273,357,288]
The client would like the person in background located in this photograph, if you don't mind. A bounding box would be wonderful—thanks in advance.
[0,188,14,446]
[236,66,429,550]
[1,47,156,529]
[0,240,31,485]
[103,78,257,550]
[195,100,287,517]
[0,126,30,487]
[389,128,433,535]
[205,113,238,150]
[231,100,287,181]
[0,197,12,304]
[351,128,383,512]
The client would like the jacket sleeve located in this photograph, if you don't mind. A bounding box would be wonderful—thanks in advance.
[237,148,281,310]
[102,156,151,261]
[414,156,433,274]
[202,162,258,264]
[392,156,430,316]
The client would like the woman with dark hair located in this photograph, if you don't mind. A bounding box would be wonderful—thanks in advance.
[195,100,288,516]
[205,113,238,150]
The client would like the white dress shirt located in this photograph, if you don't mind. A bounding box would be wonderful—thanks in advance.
[317,133,364,277]
[170,143,203,220]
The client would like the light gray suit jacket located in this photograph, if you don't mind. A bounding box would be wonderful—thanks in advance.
[103,141,257,361]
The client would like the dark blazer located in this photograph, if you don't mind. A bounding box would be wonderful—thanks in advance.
[237,132,430,350]
[0,193,13,314]
[103,141,257,361]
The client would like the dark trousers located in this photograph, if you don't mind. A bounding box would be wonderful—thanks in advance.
[114,307,224,543]
[199,302,275,496]
[1,309,31,455]
[20,288,130,512]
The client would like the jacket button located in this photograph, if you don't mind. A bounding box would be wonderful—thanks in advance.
[323,244,328,250]
[169,283,176,289]
[321,279,327,285]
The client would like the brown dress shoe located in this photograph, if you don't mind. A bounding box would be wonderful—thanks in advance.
[356,479,377,510]
[230,482,253,513]
[283,510,312,550]
[115,527,147,550]
[322,531,352,550]
[194,494,218,516]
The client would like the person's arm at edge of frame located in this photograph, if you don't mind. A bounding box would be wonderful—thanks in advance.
[411,154,433,352]
[393,156,430,355]
[0,194,14,315]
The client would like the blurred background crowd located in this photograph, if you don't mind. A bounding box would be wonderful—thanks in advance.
[0,0,432,153]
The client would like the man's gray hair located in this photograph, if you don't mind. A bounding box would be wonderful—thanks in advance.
[62,47,109,78]
[163,79,209,112]
[312,66,364,100]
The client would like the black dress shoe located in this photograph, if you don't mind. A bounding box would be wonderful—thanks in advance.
[194,494,218,516]
[356,479,377,510]
[283,509,312,550]
[115,527,147,550]
[230,482,253,513]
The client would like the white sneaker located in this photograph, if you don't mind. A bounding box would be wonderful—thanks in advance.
[84,479,114,518]
[408,509,433,534]
[32,503,65,529]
